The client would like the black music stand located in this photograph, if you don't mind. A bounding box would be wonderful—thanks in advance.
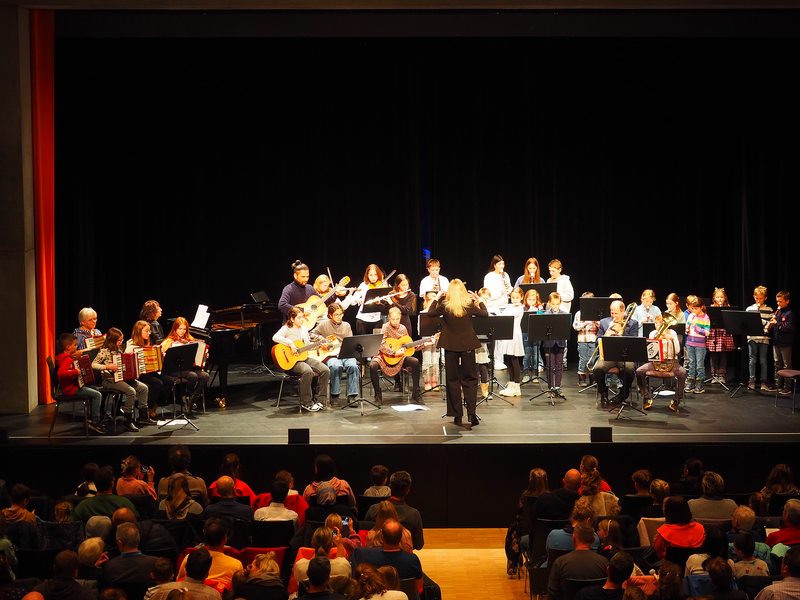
[520,282,557,302]
[473,315,515,406]
[361,288,392,314]
[600,336,648,419]
[340,334,383,415]
[159,343,200,431]
[419,313,445,398]
[706,306,738,390]
[723,310,766,398]
[527,313,572,405]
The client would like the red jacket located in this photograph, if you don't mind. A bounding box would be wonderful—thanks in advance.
[653,522,706,559]
[766,524,800,548]
[55,352,81,396]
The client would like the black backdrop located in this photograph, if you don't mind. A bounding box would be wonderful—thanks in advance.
[54,28,800,345]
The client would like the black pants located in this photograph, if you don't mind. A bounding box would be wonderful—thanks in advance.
[139,372,175,408]
[445,349,479,417]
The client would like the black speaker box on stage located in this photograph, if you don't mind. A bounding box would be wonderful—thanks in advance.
[288,428,309,444]
[591,427,612,443]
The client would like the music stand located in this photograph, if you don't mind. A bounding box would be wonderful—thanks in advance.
[706,306,738,389]
[159,343,200,430]
[339,334,383,415]
[723,310,765,398]
[419,314,445,398]
[576,298,613,395]
[526,313,572,405]
[600,336,648,419]
[361,288,392,314]
[250,291,270,303]
[473,315,515,405]
[520,282,557,301]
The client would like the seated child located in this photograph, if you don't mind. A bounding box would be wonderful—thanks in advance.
[56,332,104,433]
[363,465,390,497]
[143,557,174,600]
[732,532,769,577]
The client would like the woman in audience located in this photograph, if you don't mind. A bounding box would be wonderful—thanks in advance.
[158,475,202,520]
[648,561,684,600]
[580,455,613,493]
[76,462,99,497]
[684,526,735,576]
[367,501,413,553]
[77,536,108,581]
[581,467,620,517]
[325,513,362,558]
[749,492,769,518]
[208,453,257,505]
[302,454,357,508]
[506,467,549,576]
[354,563,408,600]
[231,551,288,600]
[671,458,705,496]
[706,557,749,600]
[761,464,800,503]
[116,455,156,499]
[653,496,706,559]
[291,527,350,592]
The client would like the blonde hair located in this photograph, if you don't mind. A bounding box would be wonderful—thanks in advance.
[641,289,655,300]
[443,279,472,318]
[325,512,343,532]
[548,259,563,270]
[549,292,561,303]
[754,286,767,296]
[524,289,541,308]
[313,275,331,294]
[250,552,280,577]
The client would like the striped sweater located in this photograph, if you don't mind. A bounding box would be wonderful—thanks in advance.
[686,313,711,347]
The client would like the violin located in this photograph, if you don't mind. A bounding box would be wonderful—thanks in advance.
[369,269,396,289]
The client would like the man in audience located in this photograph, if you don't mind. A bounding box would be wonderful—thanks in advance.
[766,499,800,548]
[156,445,209,506]
[253,479,299,531]
[363,471,424,550]
[176,518,242,585]
[547,522,610,600]
[33,550,95,600]
[754,547,800,600]
[533,469,582,521]
[547,498,601,552]
[728,505,764,543]
[202,476,253,523]
[101,522,157,588]
[72,467,139,522]
[670,458,704,496]
[305,557,346,600]
[687,472,738,519]
[2,484,38,528]
[573,552,635,600]
[112,508,178,557]
[350,519,423,592]
[150,548,221,600]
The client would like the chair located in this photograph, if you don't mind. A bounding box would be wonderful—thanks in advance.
[276,372,305,411]
[519,495,540,540]
[46,356,93,439]
[696,518,733,533]
[358,495,388,519]
[665,545,701,572]
[37,520,85,551]
[97,386,124,433]
[150,519,201,552]
[564,578,608,600]
[726,493,755,506]
[524,518,571,599]
[738,575,780,600]
[209,495,251,506]
[644,368,681,408]
[252,519,295,548]
[624,546,660,574]
[775,369,800,412]
[399,577,418,599]
[637,517,665,546]
[620,494,654,518]
[768,493,796,517]
[124,494,158,520]
[682,574,716,597]
[16,548,61,580]
[225,517,252,550]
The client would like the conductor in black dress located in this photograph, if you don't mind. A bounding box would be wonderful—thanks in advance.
[427,278,489,428]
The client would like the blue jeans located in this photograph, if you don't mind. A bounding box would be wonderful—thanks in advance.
[327,357,359,397]
[77,386,103,422]
[522,334,541,372]
[748,341,769,381]
[686,345,707,389]
[577,341,596,374]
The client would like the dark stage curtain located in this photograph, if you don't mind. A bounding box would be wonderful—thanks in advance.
[54,37,800,338]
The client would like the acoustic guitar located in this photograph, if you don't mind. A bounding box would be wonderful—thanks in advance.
[381,333,440,366]
[308,339,342,363]
[297,276,350,330]
[272,335,337,371]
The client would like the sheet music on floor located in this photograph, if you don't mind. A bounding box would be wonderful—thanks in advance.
[191,305,211,329]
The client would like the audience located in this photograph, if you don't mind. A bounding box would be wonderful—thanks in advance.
[72,467,138,522]
[547,522,609,600]
[363,466,391,498]
[728,505,764,543]
[581,468,620,518]
[706,557,748,600]
[749,492,769,518]
[101,522,157,588]
[353,563,407,600]
[732,533,770,578]
[302,455,357,508]
[33,550,95,600]
[573,551,634,600]
[112,508,178,557]
[766,499,800,547]
[546,498,601,553]
[653,496,705,559]
[639,479,670,519]
[533,468,582,521]
[151,548,220,600]
[363,472,424,551]
[0,514,17,576]
[230,551,288,600]
[54,502,73,523]
[156,445,209,506]
[176,518,242,585]
[760,464,799,504]
[687,472,738,520]
[631,470,653,496]
[350,520,423,594]
[325,513,361,558]
[0,554,22,600]
[76,463,99,498]
[684,526,735,576]
[580,456,613,494]
[649,560,684,600]
[207,453,256,506]
[367,501,413,554]
[671,458,705,496]
[158,476,202,521]
[305,557,347,600]
[293,527,351,585]
[115,456,156,500]
[506,468,549,576]
[597,519,624,562]
[2,485,37,528]
[142,557,174,600]
[253,479,298,530]
[754,548,800,600]
[201,476,253,522]
[76,537,107,582]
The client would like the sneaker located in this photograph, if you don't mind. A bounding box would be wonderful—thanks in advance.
[555,387,565,398]
[779,389,792,395]
[87,421,106,435]
[424,383,432,391]
[669,399,679,411]
[521,373,531,384]
[684,385,694,393]
[748,380,757,390]
[494,362,507,371]
[301,403,321,412]
[531,377,539,383]
[762,383,777,391]
[617,380,624,389]
[694,388,705,394]
[643,398,653,410]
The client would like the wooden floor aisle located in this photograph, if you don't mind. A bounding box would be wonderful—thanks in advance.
[416,528,527,599]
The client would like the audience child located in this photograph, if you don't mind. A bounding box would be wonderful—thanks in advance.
[53,502,72,523]
[649,560,684,600]
[732,533,769,578]
[749,492,769,518]
[353,563,406,600]
[76,463,99,498]
[367,501,413,554]
[254,479,299,529]
[142,557,175,600]
[767,290,795,395]
[573,292,599,387]
[364,465,391,498]
[2,485,37,529]
[325,513,361,558]
[746,286,776,391]
[230,552,287,600]
[639,479,670,519]
[55,333,104,433]
[684,526,735,576]
[597,519,624,562]
[728,506,764,543]
[706,557,748,600]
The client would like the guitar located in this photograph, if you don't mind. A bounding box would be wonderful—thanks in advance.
[271,335,338,371]
[297,276,350,330]
[308,339,342,363]
[381,333,440,366]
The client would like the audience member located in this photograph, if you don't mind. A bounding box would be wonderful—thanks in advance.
[687,472,738,520]
[581,468,620,518]
[639,480,670,519]
[766,499,800,548]
[670,459,705,496]
[2,485,37,528]
[302,455,357,508]
[546,498,601,553]
[84,517,113,545]
[33,550,95,600]
[760,464,799,504]
[324,513,361,558]
[274,471,299,497]
[749,492,769,519]
[367,501,413,554]
[621,586,646,600]
[707,557,748,600]
[597,519,624,562]
[208,454,256,506]
[684,526,735,576]
[305,557,346,600]
[0,514,18,576]
[202,476,253,522]
[112,508,178,557]
[377,566,400,592]
[0,554,23,600]
[304,484,357,523]
[546,522,610,600]
[580,456,613,494]
[293,527,350,585]
[353,563,407,600]
[151,548,221,600]
[115,456,156,500]
[573,551,634,600]
[76,464,99,498]
[72,467,138,522]
[156,445,209,506]
[727,506,764,543]
[350,520,423,592]
[653,496,705,560]
[649,560,684,600]
[230,551,288,600]
[632,471,653,496]
[754,548,800,600]
[732,533,769,578]
[54,502,73,523]
[253,480,298,531]
[533,469,582,521]
[76,537,107,581]
[363,466,391,498]
[101,522,157,588]
[176,518,242,585]
[364,472,424,551]
[157,476,202,521]
[142,557,174,600]
[507,468,549,576]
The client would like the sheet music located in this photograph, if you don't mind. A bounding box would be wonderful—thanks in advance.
[191,304,211,329]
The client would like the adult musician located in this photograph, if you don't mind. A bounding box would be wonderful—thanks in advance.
[635,315,687,411]
[369,306,424,405]
[278,260,340,324]
[73,307,102,353]
[313,302,359,405]
[592,300,640,406]
[140,300,166,345]
[419,258,450,297]
[427,279,489,428]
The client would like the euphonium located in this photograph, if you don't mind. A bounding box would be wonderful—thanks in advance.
[653,314,679,372]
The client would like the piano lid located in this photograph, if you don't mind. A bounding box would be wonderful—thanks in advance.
[212,302,280,329]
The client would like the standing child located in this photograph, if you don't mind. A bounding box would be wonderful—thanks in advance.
[420,291,441,391]
[685,297,711,394]
[55,333,105,434]
[633,289,662,336]
[572,292,599,387]
[542,292,569,397]
[499,287,525,397]
[767,290,795,395]
[476,288,492,398]
[746,286,775,391]
[707,287,737,383]
[521,289,544,384]
[91,327,149,431]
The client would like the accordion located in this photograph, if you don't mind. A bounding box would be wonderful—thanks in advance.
[73,355,96,387]
[112,353,139,382]
[84,334,106,350]
[134,346,163,375]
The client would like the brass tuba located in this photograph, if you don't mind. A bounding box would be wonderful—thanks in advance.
[652,314,678,372]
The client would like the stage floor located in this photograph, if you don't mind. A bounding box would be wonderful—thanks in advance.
[3,365,799,446]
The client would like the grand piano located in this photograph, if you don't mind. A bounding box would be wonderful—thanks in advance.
[188,298,282,406]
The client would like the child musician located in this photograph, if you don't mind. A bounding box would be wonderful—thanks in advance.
[542,292,569,397]
[484,255,512,372]
[351,264,388,335]
[272,307,330,412]
[419,258,449,297]
[476,288,492,398]
[767,290,795,395]
[572,292,599,388]
[161,317,211,413]
[746,286,775,391]
[685,296,711,394]
[55,333,104,433]
[633,289,662,336]
[368,306,424,405]
[522,289,544,384]
[420,292,441,391]
[92,327,149,431]
[707,287,736,383]
[499,287,525,397]
[125,320,174,418]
